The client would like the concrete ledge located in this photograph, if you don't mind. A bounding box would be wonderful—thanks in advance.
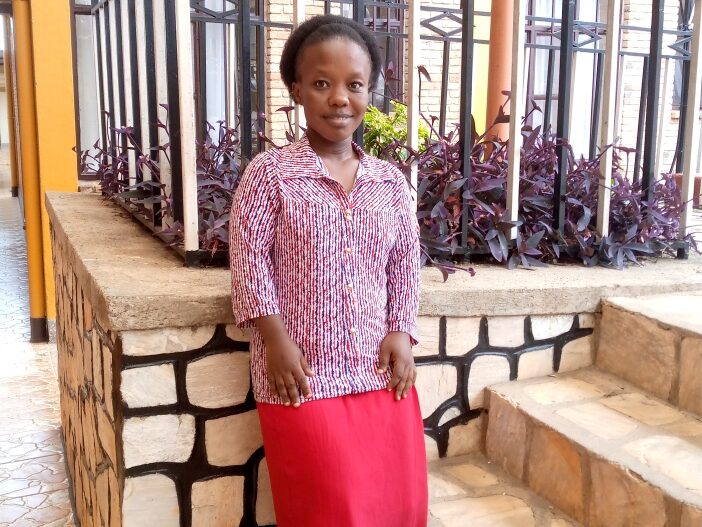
[47,192,702,332]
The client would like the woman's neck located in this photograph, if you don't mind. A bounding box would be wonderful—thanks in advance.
[306,129,357,162]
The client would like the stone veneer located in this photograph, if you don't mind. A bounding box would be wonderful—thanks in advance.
[51,226,121,526]
[47,192,702,527]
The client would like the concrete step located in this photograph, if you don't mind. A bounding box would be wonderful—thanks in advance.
[428,452,582,527]
[485,367,702,526]
[596,293,702,416]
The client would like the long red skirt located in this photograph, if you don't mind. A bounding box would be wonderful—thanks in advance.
[257,387,428,527]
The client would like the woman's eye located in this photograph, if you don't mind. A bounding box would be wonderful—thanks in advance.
[350,82,363,90]
[314,80,328,88]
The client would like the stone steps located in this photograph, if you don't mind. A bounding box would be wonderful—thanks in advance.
[428,452,583,527]
[481,293,702,526]
[596,293,702,416]
[486,367,702,526]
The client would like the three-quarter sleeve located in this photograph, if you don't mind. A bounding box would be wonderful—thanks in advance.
[229,154,281,327]
[386,168,421,344]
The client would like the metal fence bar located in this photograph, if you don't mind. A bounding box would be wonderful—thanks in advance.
[596,0,621,239]
[655,57,672,180]
[165,0,183,222]
[92,9,107,153]
[459,0,475,246]
[507,0,527,239]
[543,48,555,135]
[255,7,267,153]
[680,0,702,244]
[641,0,665,206]
[135,0,151,181]
[152,0,172,194]
[175,0,199,256]
[439,38,450,138]
[226,22,239,131]
[119,0,137,184]
[588,52,603,160]
[127,0,142,171]
[352,0,365,146]
[554,0,575,234]
[674,0,695,174]
[406,0,419,207]
[103,4,117,153]
[239,0,253,163]
[293,0,305,140]
[196,21,207,139]
[633,57,648,183]
[113,0,127,157]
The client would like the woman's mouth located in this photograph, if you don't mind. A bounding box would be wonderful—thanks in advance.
[324,115,354,126]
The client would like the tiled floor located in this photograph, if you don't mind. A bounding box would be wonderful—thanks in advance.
[0,150,76,526]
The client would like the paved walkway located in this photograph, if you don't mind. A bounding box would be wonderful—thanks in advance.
[0,150,75,526]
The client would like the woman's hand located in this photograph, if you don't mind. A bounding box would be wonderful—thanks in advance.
[254,315,314,407]
[377,331,416,401]
[265,338,314,407]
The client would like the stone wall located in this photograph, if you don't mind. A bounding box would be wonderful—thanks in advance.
[48,191,702,527]
[118,324,270,527]
[416,313,594,459]
[51,225,121,527]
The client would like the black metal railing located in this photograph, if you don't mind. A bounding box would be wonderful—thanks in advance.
[85,0,697,266]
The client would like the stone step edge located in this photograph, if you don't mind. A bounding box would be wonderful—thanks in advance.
[484,383,702,526]
[427,452,585,527]
[596,301,702,415]
[602,294,702,339]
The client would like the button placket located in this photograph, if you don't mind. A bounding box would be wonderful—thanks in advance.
[340,199,362,366]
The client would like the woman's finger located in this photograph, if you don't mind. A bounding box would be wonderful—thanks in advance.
[283,372,301,407]
[275,376,291,406]
[268,372,278,397]
[388,362,405,392]
[401,367,415,399]
[294,366,312,400]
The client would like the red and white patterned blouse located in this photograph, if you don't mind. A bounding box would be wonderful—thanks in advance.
[229,135,420,404]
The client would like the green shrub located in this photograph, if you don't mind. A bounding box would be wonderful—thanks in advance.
[363,101,429,159]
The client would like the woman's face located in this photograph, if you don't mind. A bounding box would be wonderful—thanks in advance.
[292,37,372,145]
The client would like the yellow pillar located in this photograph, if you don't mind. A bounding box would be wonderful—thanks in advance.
[4,16,20,198]
[485,0,515,140]
[30,0,79,323]
[12,0,47,341]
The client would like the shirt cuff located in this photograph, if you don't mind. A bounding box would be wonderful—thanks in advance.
[387,320,419,346]
[233,303,280,329]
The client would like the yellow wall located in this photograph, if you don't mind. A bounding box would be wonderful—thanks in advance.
[30,0,78,320]
[11,0,78,333]
[472,0,492,136]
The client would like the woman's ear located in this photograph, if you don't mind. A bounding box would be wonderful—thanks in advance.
[291,82,302,105]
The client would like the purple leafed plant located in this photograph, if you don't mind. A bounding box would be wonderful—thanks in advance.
[84,100,696,274]
[375,99,696,277]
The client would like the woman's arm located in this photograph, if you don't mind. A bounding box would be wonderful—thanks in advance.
[380,169,421,400]
[229,155,313,406]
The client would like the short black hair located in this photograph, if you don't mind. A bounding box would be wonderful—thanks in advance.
[280,14,382,92]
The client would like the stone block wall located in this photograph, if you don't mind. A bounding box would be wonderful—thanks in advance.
[52,227,122,527]
[415,313,595,460]
[52,234,595,527]
[118,324,271,527]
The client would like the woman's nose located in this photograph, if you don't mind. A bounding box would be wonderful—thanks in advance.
[328,87,349,107]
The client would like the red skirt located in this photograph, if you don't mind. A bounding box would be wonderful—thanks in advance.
[257,387,428,527]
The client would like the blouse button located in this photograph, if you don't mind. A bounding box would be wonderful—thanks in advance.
[344,247,353,254]
[344,209,352,220]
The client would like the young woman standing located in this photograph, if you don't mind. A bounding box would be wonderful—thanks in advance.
[230,14,427,527]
